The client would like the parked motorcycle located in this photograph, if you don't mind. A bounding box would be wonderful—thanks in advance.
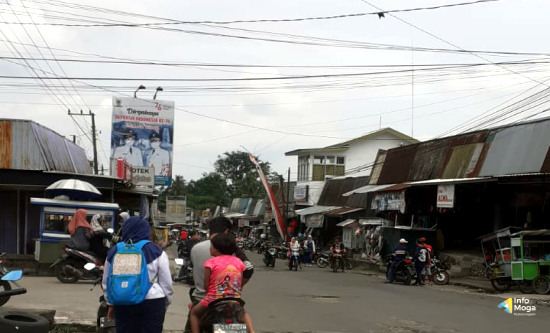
[315,250,330,268]
[385,254,414,285]
[0,252,27,306]
[263,247,277,267]
[431,255,451,285]
[174,257,194,285]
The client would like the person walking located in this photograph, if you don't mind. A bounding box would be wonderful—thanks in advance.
[413,238,429,286]
[102,216,173,333]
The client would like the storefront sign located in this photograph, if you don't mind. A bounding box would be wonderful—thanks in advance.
[111,97,175,186]
[437,184,455,208]
[305,214,324,228]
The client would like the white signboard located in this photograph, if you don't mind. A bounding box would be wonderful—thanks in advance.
[437,184,455,208]
[111,97,175,186]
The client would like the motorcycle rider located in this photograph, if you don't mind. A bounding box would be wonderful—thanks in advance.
[329,237,346,269]
[184,216,254,333]
[67,209,92,251]
[420,237,434,285]
[177,231,200,281]
[386,238,408,283]
[288,237,301,270]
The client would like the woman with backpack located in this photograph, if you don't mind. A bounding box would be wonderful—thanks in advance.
[102,216,173,333]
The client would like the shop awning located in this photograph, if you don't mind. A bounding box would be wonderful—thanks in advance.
[325,207,365,216]
[342,185,377,197]
[223,212,246,218]
[336,219,357,227]
[408,177,493,186]
[295,205,341,216]
[358,218,390,226]
[366,184,397,193]
[374,183,411,192]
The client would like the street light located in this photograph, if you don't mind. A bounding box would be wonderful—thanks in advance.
[134,85,146,98]
[153,86,163,100]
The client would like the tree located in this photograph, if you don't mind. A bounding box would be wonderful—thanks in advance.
[186,172,229,210]
[214,150,271,199]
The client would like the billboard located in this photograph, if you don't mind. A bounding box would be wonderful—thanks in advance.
[111,97,175,186]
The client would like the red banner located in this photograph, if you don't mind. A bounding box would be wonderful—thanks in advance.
[249,154,285,240]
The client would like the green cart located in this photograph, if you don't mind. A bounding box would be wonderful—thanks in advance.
[480,228,550,294]
[510,229,550,294]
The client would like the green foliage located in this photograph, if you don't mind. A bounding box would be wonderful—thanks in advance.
[160,150,277,210]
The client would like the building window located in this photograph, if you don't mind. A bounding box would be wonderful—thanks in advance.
[312,155,345,181]
[297,156,310,181]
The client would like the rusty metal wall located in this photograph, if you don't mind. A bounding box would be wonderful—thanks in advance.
[376,144,417,184]
[1,119,91,173]
[8,120,47,170]
[0,121,12,169]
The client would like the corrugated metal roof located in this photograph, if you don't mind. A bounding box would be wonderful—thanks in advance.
[366,184,396,192]
[441,143,485,178]
[375,183,411,192]
[317,176,369,206]
[368,150,386,185]
[358,217,390,226]
[377,144,417,184]
[295,205,341,216]
[479,120,550,176]
[409,177,493,186]
[0,119,92,174]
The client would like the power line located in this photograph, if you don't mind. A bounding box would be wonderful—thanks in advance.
[7,0,505,26]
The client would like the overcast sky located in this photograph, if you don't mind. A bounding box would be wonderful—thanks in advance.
[2,0,550,181]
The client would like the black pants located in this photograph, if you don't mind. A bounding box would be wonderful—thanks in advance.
[414,263,425,285]
[115,297,166,333]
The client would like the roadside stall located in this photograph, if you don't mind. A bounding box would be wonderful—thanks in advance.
[30,198,120,264]
[480,227,550,294]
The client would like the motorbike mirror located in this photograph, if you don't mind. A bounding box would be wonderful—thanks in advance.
[84,263,97,271]
[174,258,184,265]
[1,270,23,281]
[107,228,114,233]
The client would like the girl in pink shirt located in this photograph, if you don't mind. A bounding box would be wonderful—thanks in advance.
[190,233,255,333]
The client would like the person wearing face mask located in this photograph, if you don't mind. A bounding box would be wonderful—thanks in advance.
[146,132,170,176]
[112,130,144,167]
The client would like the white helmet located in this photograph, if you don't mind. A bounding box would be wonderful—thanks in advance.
[260,233,266,240]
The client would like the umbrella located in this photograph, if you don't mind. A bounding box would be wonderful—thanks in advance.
[45,179,102,200]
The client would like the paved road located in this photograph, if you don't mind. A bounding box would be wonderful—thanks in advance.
[2,250,549,332]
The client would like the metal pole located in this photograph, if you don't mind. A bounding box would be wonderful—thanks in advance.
[68,110,99,174]
[90,110,99,175]
[286,167,291,227]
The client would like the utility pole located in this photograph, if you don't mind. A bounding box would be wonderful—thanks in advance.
[68,109,98,174]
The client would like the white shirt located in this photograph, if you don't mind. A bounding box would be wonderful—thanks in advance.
[147,148,170,176]
[112,145,143,167]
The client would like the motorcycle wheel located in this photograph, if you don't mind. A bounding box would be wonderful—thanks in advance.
[293,258,298,271]
[533,276,550,294]
[55,259,80,283]
[490,277,511,292]
[485,266,493,279]
[257,247,263,254]
[316,256,329,268]
[271,258,276,267]
[0,281,11,306]
[332,258,339,273]
[433,271,450,285]
[401,269,412,285]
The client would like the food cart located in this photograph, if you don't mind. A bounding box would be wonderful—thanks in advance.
[31,198,120,264]
[510,229,550,294]
[480,227,550,294]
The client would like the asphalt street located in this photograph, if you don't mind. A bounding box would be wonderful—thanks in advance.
[2,250,549,332]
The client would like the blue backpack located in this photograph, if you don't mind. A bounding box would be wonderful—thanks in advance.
[107,240,154,305]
